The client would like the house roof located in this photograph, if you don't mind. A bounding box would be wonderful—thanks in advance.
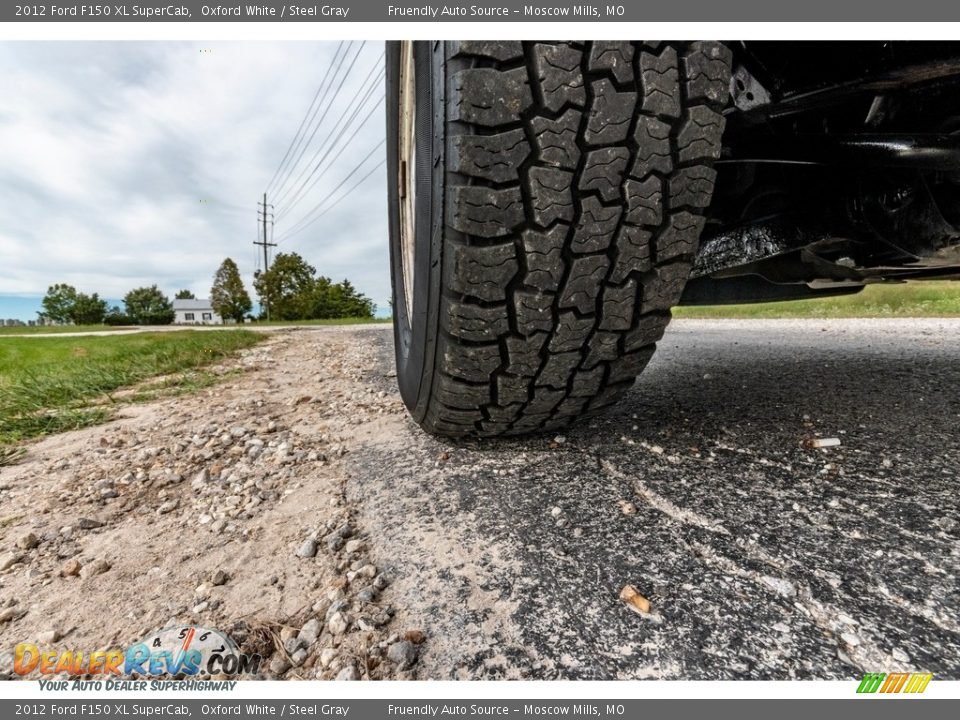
[173,298,215,311]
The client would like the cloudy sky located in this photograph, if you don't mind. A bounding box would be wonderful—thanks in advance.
[0,41,388,320]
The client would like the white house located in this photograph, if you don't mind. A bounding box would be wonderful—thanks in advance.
[173,298,222,325]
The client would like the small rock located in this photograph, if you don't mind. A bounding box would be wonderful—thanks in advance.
[37,629,61,644]
[211,569,229,586]
[356,616,377,632]
[373,575,389,591]
[344,539,365,554]
[325,534,345,552]
[0,607,17,623]
[298,618,322,646]
[550,507,562,517]
[76,518,103,530]
[759,576,796,598]
[892,648,911,663]
[335,665,359,681]
[319,648,337,668]
[386,640,417,669]
[618,500,637,515]
[157,499,179,515]
[328,611,350,636]
[268,656,291,675]
[356,587,377,603]
[60,559,82,577]
[840,632,860,647]
[290,648,307,667]
[80,559,111,578]
[0,552,23,571]
[403,630,426,645]
[296,538,318,559]
[17,532,40,550]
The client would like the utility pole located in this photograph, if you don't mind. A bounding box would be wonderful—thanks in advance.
[255,192,277,319]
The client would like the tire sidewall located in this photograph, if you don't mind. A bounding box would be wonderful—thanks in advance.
[387,41,443,422]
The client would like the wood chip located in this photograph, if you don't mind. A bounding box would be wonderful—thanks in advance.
[619,584,651,614]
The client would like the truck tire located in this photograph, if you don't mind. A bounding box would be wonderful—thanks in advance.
[387,41,732,437]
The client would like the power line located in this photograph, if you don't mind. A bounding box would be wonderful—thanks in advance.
[279,157,385,247]
[277,139,384,240]
[276,146,385,246]
[271,41,367,205]
[274,51,384,218]
[275,92,384,226]
[265,40,348,197]
[275,64,385,222]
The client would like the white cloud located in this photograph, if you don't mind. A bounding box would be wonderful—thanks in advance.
[0,41,389,311]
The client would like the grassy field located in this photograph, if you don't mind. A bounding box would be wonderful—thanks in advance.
[0,324,134,335]
[248,317,391,327]
[674,281,960,319]
[0,318,392,335]
[0,330,263,446]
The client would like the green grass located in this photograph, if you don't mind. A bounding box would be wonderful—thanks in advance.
[673,281,960,319]
[248,316,391,327]
[0,324,135,335]
[0,330,263,444]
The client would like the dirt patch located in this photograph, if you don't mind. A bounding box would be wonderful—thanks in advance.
[0,326,421,680]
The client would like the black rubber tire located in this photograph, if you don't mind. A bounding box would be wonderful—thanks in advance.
[387,41,732,438]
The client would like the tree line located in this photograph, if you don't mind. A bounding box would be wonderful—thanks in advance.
[39,254,375,325]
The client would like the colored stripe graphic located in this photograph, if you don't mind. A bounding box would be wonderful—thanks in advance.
[857,672,932,694]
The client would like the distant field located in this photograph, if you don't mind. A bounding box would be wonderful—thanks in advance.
[0,330,263,445]
[674,281,960,319]
[0,324,133,335]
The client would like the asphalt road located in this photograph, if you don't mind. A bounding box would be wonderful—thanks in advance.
[346,319,960,680]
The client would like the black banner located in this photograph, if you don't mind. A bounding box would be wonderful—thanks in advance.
[2,699,958,719]
[6,1,960,22]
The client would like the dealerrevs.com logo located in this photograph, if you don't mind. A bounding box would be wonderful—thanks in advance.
[857,673,933,694]
[14,625,261,678]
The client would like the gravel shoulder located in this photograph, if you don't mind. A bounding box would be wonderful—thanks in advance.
[1,319,958,680]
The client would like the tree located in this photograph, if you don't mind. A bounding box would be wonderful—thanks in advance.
[252,252,375,321]
[123,285,174,325]
[104,306,134,326]
[334,278,375,318]
[253,252,316,320]
[70,292,108,325]
[307,277,375,319]
[41,284,78,324]
[175,289,196,300]
[210,258,252,324]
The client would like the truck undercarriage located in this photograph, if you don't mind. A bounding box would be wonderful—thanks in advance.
[684,41,960,305]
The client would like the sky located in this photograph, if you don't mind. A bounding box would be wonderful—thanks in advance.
[0,41,389,321]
